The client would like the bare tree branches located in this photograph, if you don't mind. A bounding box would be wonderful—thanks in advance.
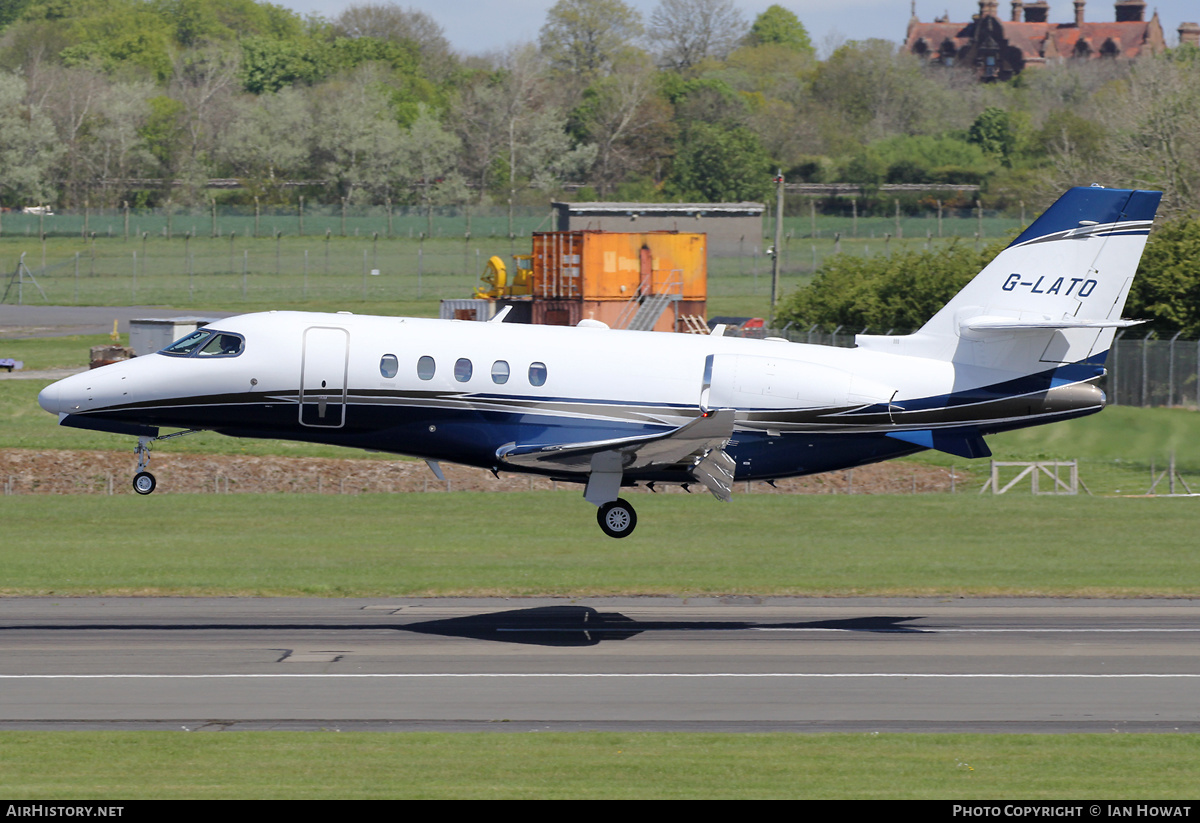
[648,0,747,71]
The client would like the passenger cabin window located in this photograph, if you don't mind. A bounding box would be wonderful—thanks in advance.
[161,329,244,358]
[380,354,398,378]
[454,358,473,382]
[529,362,547,387]
[417,356,436,380]
[491,360,510,384]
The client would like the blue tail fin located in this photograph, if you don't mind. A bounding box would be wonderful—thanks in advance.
[856,186,1162,372]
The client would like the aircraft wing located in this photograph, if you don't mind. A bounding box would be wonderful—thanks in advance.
[496,409,737,499]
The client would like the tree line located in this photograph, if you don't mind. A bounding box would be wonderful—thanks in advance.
[778,218,1200,336]
[0,0,1196,220]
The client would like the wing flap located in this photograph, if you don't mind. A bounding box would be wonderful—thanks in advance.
[497,409,736,474]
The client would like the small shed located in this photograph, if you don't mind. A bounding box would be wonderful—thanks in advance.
[552,202,764,257]
[129,317,221,356]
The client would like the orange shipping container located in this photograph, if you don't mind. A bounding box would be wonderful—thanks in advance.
[529,231,706,302]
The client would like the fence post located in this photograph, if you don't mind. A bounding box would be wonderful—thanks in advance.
[1168,331,1182,407]
[1111,329,1125,406]
[1141,330,1155,407]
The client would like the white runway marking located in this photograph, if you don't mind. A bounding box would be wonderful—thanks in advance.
[753,633,1200,638]
[2,673,1198,679]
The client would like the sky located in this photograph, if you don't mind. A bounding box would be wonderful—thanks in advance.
[275,1,1200,56]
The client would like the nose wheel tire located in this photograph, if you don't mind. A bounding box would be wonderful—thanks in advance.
[133,471,157,495]
[597,499,636,538]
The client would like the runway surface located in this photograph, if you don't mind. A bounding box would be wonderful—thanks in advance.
[0,305,235,339]
[1,597,1198,733]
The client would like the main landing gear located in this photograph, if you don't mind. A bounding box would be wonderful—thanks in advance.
[597,499,637,538]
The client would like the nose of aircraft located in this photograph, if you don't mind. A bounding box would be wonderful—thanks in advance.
[37,380,62,415]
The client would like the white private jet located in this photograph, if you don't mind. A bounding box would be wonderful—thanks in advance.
[38,186,1161,537]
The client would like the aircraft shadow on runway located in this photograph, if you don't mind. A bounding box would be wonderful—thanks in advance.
[400,606,930,647]
[2,608,930,648]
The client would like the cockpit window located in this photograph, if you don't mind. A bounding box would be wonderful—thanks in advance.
[196,332,244,357]
[160,329,244,358]
[160,329,211,356]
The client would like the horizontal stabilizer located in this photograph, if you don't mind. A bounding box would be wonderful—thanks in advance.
[886,428,991,459]
[962,316,1145,332]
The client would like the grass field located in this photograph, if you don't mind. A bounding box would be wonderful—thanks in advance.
[2,494,1198,597]
[1,732,1197,799]
[0,219,1013,321]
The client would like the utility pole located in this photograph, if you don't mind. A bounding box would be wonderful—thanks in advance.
[769,169,784,327]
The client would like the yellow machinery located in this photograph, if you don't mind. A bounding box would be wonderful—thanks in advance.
[475,255,533,299]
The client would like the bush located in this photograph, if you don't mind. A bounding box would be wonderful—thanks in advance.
[778,239,1006,331]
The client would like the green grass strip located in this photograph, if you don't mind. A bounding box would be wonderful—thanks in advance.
[2,494,1198,597]
[0,732,1196,799]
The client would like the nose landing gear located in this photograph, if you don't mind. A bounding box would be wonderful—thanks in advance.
[133,436,156,495]
[129,429,200,495]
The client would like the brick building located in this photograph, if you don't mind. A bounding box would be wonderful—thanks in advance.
[905,2,1196,82]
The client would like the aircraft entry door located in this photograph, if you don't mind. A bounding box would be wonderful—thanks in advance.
[299,326,349,428]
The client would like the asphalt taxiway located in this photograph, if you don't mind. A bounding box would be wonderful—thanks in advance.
[0,597,1197,733]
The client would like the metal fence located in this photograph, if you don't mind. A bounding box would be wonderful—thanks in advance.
[0,203,1024,247]
[0,208,1022,309]
[1107,331,1200,408]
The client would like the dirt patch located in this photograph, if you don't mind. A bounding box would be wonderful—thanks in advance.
[1,448,971,496]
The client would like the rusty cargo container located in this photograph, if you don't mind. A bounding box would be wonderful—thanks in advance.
[527,231,706,332]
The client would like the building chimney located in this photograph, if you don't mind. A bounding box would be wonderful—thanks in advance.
[1074,1,1086,26]
[1114,1,1146,23]
[1180,22,1200,48]
[1024,1,1049,23]
[979,0,1000,18]
[1011,1,1024,22]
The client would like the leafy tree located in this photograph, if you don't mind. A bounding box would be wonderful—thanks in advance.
[169,45,241,199]
[778,240,1005,331]
[538,0,644,85]
[1126,218,1200,336]
[76,81,155,206]
[569,56,672,196]
[810,39,938,143]
[743,4,813,57]
[667,120,769,201]
[218,85,309,200]
[332,2,455,80]
[0,71,61,205]
[968,106,1020,167]
[238,35,328,93]
[393,103,466,214]
[0,0,35,28]
[140,93,187,176]
[1032,109,1106,159]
